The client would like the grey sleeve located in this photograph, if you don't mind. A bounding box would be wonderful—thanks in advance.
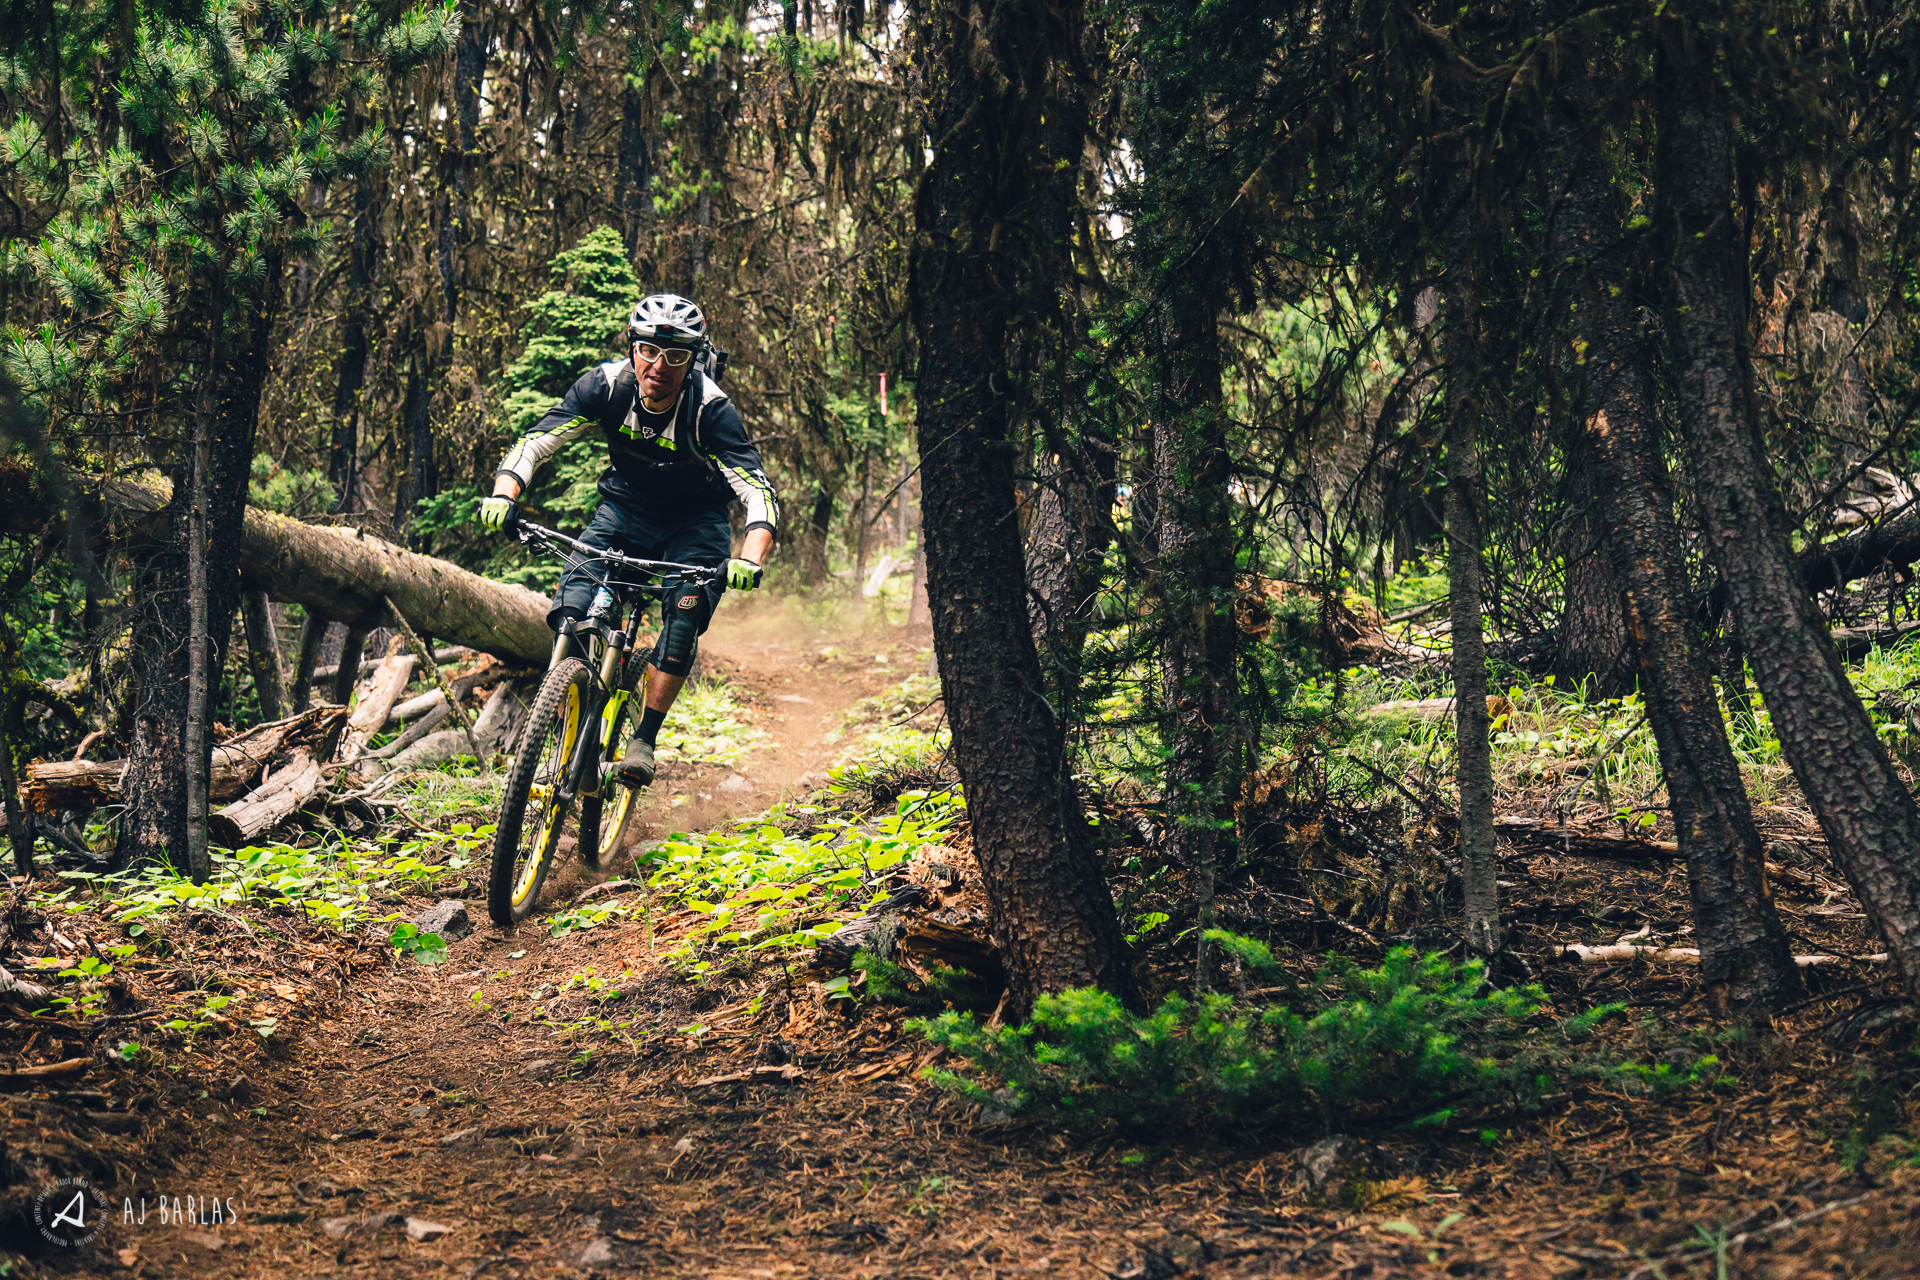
[497,368,608,489]
[701,399,780,534]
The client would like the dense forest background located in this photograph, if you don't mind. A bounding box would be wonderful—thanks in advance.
[6,0,1920,1018]
[12,0,1920,1270]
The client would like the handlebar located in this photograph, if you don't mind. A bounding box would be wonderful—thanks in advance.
[505,515,724,587]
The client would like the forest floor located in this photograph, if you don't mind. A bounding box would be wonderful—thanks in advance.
[5,605,1920,1279]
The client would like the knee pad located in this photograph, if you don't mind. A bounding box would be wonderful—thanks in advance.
[652,584,712,677]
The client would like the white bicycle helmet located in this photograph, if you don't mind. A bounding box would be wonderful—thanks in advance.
[627,293,707,350]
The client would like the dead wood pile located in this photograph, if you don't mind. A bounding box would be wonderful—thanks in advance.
[24,656,536,849]
[1234,576,1445,666]
[4,468,555,854]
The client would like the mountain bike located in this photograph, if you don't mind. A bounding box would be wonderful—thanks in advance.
[486,517,723,926]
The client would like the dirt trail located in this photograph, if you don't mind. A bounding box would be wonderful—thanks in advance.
[41,611,1920,1280]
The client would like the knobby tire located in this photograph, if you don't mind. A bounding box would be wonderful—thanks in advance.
[579,696,639,872]
[488,658,591,925]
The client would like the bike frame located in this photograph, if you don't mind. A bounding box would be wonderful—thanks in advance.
[510,519,721,804]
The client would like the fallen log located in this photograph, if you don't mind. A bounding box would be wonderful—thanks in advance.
[339,637,413,766]
[317,647,468,684]
[22,706,348,812]
[366,704,451,760]
[897,917,1004,981]
[1,471,553,665]
[1800,496,1920,595]
[384,606,485,771]
[385,658,523,725]
[371,676,534,775]
[1563,943,1890,966]
[209,750,326,848]
[1829,621,1920,662]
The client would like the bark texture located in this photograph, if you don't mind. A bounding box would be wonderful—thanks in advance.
[1658,23,1920,1001]
[1443,329,1501,959]
[117,274,279,871]
[1026,442,1113,699]
[0,473,554,666]
[1545,46,1797,1009]
[1150,311,1237,986]
[240,589,286,722]
[909,0,1138,1018]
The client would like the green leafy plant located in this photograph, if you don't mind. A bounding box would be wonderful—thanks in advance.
[163,993,236,1048]
[548,902,630,938]
[388,923,448,965]
[915,939,1697,1138]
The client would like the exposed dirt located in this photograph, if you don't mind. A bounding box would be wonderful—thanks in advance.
[5,613,1920,1279]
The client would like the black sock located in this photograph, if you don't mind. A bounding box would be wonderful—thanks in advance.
[638,705,666,747]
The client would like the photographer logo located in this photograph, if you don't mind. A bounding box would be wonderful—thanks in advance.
[34,1176,108,1249]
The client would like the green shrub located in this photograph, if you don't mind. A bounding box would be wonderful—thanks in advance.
[852,948,994,1013]
[914,939,1661,1138]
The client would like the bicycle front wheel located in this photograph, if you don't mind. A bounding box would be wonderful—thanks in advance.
[488,658,591,926]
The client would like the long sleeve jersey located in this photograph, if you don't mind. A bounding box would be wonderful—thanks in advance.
[497,360,780,534]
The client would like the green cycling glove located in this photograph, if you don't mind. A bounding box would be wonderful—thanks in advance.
[726,558,763,591]
[478,496,519,531]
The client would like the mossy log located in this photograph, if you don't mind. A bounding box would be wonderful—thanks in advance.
[1,469,552,665]
[22,706,347,813]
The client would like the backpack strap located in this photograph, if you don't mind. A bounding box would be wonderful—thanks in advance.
[673,369,733,467]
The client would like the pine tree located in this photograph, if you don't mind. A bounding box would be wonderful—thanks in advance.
[3,0,460,876]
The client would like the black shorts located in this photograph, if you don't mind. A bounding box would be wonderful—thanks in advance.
[546,501,731,633]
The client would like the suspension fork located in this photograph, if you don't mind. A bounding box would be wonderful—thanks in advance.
[561,630,628,802]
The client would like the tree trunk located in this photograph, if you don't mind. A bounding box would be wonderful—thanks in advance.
[1025,443,1112,697]
[797,484,836,587]
[616,73,655,261]
[329,176,378,515]
[1541,40,1798,1010]
[240,589,286,722]
[397,14,486,530]
[1149,311,1236,989]
[330,625,371,708]
[1443,313,1501,960]
[1135,37,1240,990]
[0,723,31,874]
[183,381,213,881]
[116,264,281,873]
[290,614,328,713]
[397,355,438,526]
[1556,472,1634,697]
[1658,25,1920,1002]
[909,0,1138,1019]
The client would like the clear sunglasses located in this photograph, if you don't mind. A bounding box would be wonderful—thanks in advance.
[635,342,695,368]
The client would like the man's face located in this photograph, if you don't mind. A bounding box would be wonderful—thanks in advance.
[634,341,692,404]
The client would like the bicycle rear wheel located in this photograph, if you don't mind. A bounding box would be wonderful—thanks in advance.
[580,697,640,871]
[488,658,591,925]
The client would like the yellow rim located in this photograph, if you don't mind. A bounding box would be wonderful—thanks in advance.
[598,787,636,860]
[512,679,580,908]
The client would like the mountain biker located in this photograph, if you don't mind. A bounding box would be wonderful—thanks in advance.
[477,293,779,788]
